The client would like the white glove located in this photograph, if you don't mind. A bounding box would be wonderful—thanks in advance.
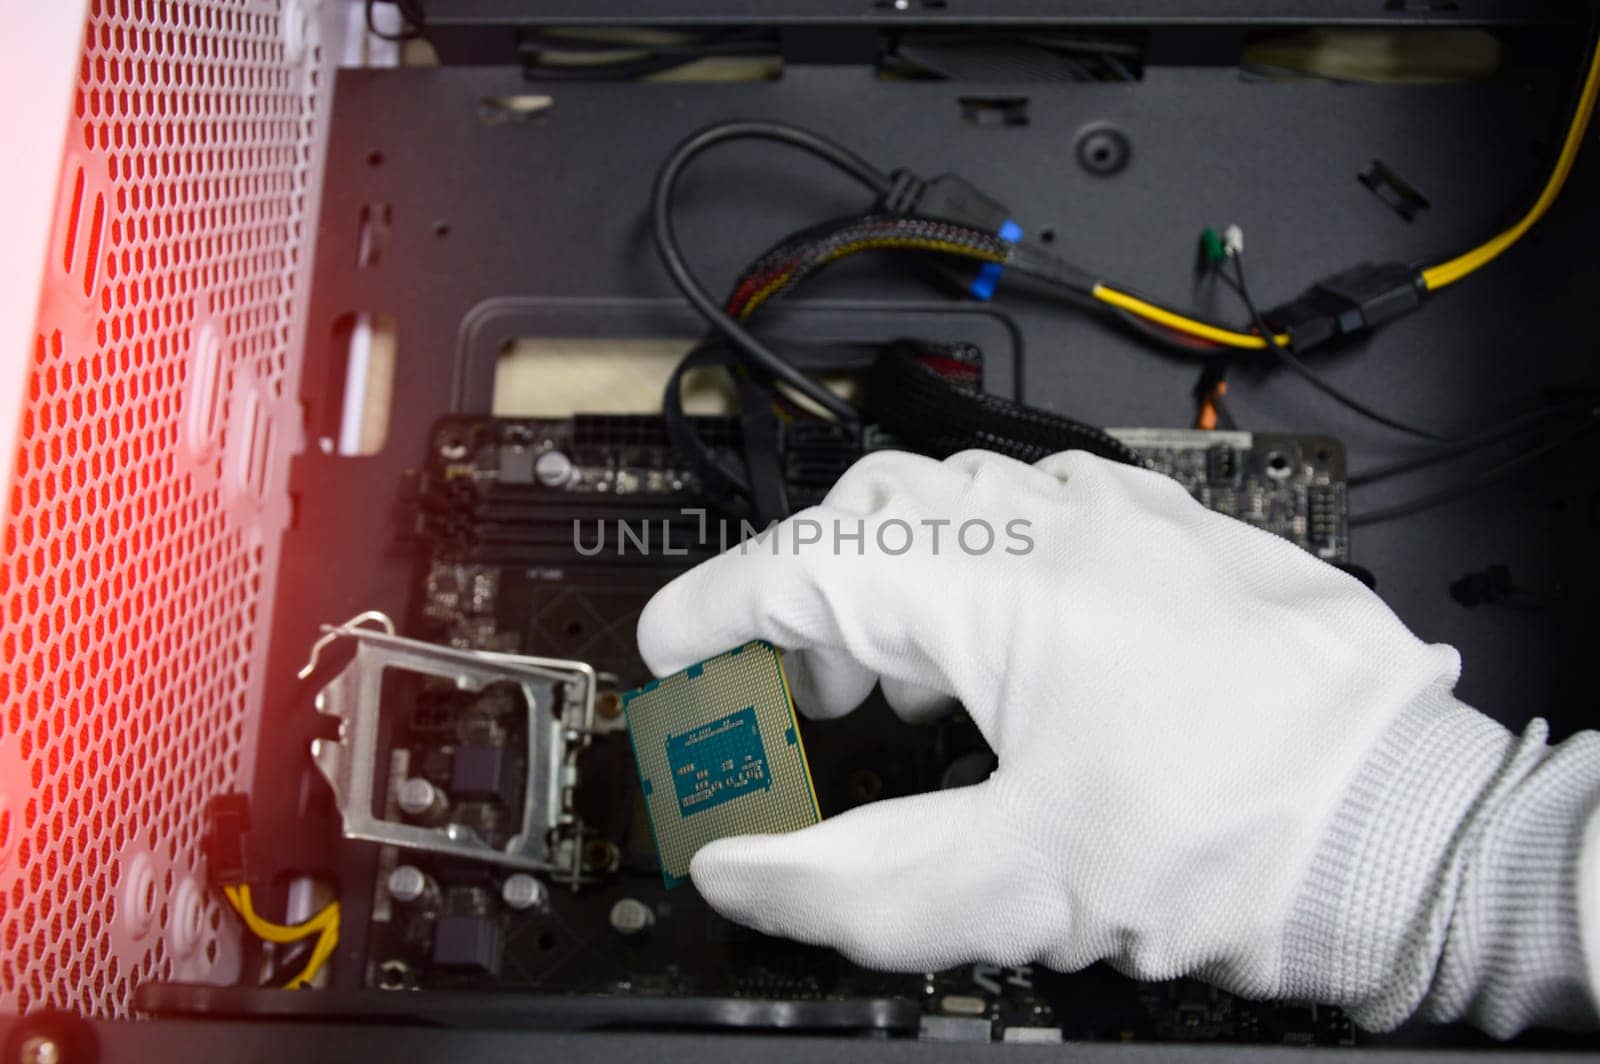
[636,449,1594,1032]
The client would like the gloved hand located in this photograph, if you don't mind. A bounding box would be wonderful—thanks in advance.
[636,449,1559,1030]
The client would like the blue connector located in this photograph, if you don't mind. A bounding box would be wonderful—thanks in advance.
[969,219,1024,301]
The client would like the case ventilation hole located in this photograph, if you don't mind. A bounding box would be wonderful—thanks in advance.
[0,0,325,1017]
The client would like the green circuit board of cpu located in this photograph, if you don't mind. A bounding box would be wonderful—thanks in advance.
[624,641,820,887]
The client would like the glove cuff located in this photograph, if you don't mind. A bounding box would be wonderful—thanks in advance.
[1278,681,1512,1024]
[1282,683,1600,1035]
[1418,727,1600,1036]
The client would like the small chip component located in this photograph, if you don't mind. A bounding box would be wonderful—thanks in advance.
[623,640,820,887]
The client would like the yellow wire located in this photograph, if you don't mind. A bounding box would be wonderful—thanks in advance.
[223,885,332,940]
[743,49,1599,346]
[1091,283,1290,350]
[284,917,342,991]
[1102,40,1598,339]
[736,230,1279,350]
[1421,42,1600,290]
[223,883,340,989]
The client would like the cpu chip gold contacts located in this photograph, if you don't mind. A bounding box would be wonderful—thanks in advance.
[623,640,821,888]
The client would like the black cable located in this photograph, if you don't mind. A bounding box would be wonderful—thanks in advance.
[1225,255,1600,465]
[727,215,1014,320]
[722,209,1228,381]
[868,343,1147,468]
[1009,247,1254,339]
[650,118,1589,457]
[649,120,1228,402]
[1351,419,1600,526]
[1226,254,1444,441]
[1351,395,1600,486]
[259,938,313,990]
[662,342,757,506]
[662,337,884,518]
[652,122,894,421]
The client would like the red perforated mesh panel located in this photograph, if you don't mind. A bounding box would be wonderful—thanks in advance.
[0,0,326,1017]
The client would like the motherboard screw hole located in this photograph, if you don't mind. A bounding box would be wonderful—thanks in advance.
[377,960,410,989]
[583,839,616,871]
[437,432,468,461]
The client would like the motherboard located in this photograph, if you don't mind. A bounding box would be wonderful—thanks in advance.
[1108,427,1349,563]
[352,410,1355,1044]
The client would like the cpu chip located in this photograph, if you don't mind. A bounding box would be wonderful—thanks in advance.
[623,640,820,888]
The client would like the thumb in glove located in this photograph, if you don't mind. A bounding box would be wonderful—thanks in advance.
[693,779,1066,971]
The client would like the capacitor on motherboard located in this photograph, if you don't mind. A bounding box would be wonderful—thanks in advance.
[501,873,549,913]
[609,897,655,937]
[387,864,439,908]
[535,449,574,487]
[396,776,447,820]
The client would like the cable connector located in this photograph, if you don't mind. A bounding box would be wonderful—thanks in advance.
[879,169,927,215]
[1266,262,1425,351]
[204,793,252,888]
[881,170,1024,300]
[881,170,1013,235]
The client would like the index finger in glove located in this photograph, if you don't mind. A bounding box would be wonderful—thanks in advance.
[635,501,962,711]
[636,450,1038,711]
